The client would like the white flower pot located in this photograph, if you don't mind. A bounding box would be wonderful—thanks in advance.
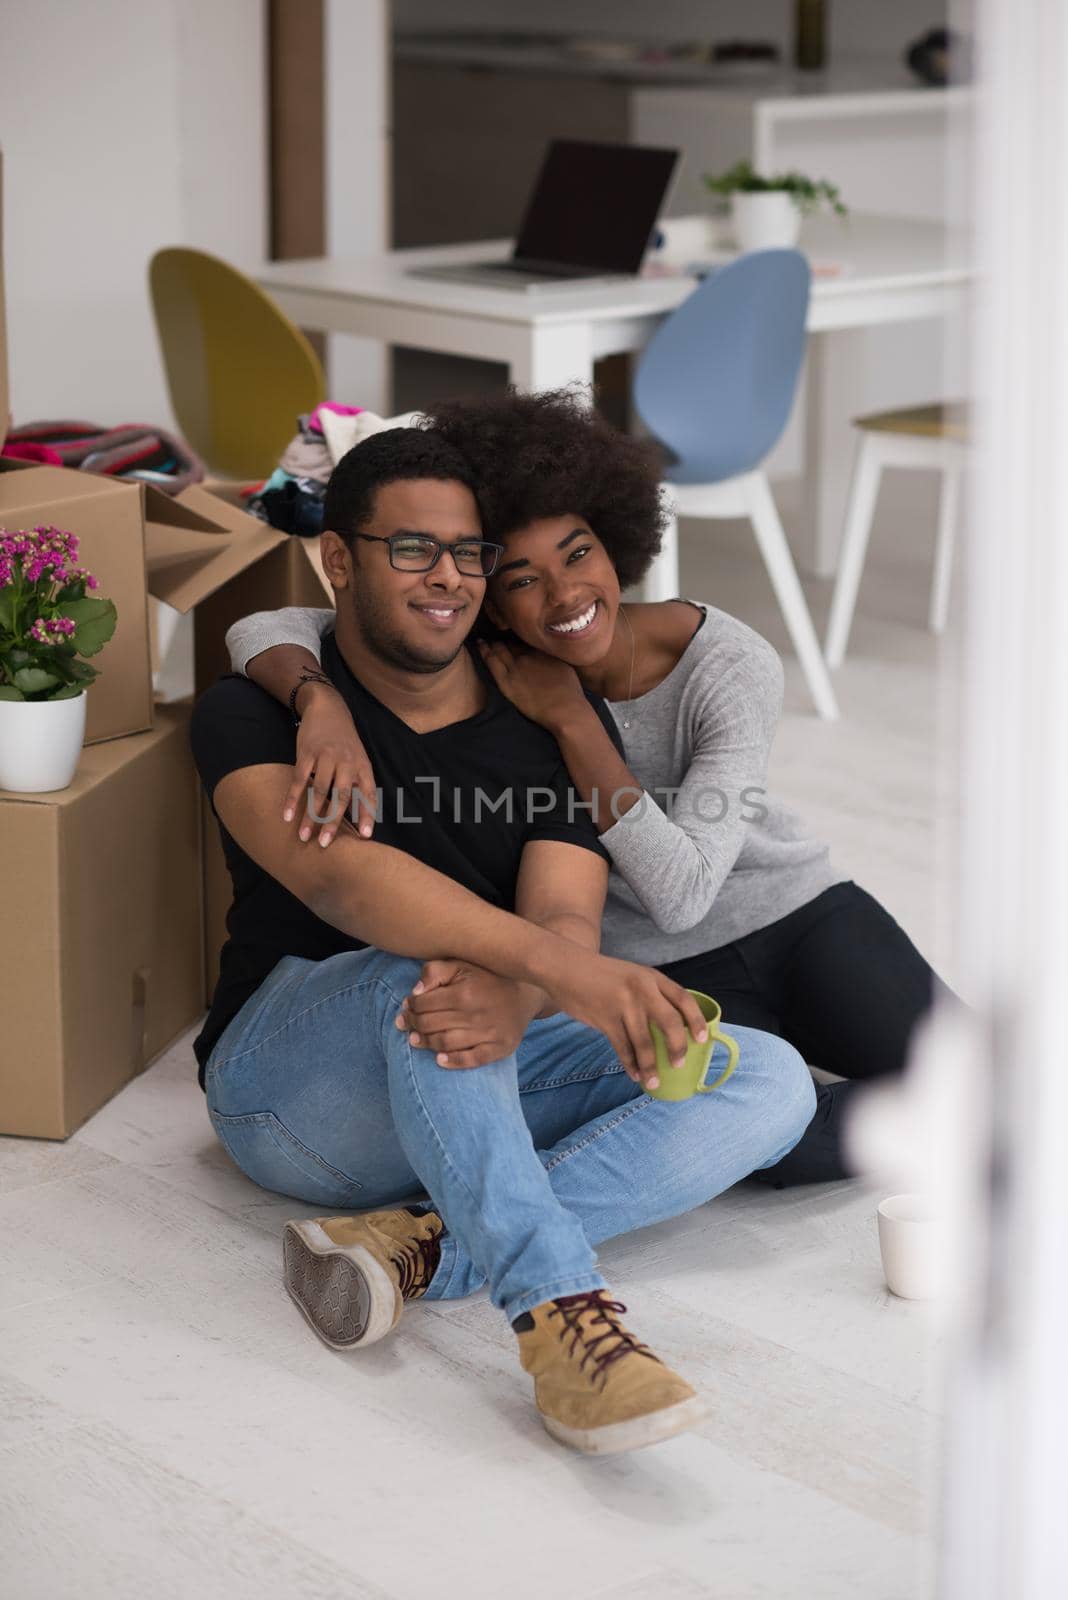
[731,191,802,253]
[0,691,87,793]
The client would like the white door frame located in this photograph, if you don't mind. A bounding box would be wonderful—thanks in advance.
[939,1,1068,1592]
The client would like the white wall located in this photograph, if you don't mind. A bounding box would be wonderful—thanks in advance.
[392,0,947,59]
[0,0,266,427]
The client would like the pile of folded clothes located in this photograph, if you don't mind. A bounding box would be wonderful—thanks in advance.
[245,402,418,535]
[246,402,363,535]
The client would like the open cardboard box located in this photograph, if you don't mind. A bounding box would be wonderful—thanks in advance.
[146,482,333,681]
[0,704,204,1139]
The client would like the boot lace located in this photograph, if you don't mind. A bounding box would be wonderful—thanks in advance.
[390,1230,441,1299]
[548,1292,660,1389]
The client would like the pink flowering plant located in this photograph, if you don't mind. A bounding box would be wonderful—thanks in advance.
[0,525,117,701]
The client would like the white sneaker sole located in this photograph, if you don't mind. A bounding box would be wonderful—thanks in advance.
[541,1394,709,1456]
[282,1219,401,1351]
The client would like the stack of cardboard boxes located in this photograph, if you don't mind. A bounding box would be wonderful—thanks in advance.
[0,152,334,1138]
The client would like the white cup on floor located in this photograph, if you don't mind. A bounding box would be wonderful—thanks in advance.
[877,1194,938,1300]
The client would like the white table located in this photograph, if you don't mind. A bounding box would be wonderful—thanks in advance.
[256,212,972,576]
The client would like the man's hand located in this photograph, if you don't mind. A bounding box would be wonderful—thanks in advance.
[542,953,710,1093]
[395,960,541,1068]
[396,951,711,1095]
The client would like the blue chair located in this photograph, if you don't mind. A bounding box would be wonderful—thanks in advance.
[633,249,838,720]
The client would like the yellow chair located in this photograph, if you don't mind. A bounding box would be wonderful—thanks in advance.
[148,247,326,480]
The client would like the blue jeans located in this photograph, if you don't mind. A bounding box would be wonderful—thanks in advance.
[204,948,816,1323]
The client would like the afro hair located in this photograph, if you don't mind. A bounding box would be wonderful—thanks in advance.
[420,386,667,590]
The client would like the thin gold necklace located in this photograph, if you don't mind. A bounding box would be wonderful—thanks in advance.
[618,604,637,729]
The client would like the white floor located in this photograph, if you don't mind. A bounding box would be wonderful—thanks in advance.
[0,470,958,1600]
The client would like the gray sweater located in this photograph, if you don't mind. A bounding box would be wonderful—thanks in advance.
[225,602,842,964]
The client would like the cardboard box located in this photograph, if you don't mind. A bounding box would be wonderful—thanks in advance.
[146,482,333,670]
[0,462,155,745]
[0,704,204,1139]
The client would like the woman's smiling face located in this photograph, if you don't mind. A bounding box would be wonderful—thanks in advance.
[486,514,620,664]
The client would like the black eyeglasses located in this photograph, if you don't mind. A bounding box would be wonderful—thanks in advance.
[352,531,504,577]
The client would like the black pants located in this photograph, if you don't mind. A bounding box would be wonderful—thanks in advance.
[657,881,947,1187]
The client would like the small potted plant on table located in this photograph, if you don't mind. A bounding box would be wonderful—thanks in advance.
[0,525,117,792]
[703,159,848,253]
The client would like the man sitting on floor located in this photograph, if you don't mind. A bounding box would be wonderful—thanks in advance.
[190,429,815,1457]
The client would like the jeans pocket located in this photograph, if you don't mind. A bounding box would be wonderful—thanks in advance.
[209,1109,365,1207]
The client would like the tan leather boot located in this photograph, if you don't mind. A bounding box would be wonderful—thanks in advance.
[283,1208,443,1350]
[513,1290,707,1455]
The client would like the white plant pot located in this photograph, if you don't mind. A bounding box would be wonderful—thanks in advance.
[0,691,87,793]
[731,191,802,253]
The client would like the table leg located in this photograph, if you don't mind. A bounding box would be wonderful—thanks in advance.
[508,322,595,393]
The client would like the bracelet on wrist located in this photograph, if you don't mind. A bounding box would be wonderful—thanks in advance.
[289,669,334,724]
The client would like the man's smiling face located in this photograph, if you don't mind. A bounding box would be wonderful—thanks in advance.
[337,478,487,673]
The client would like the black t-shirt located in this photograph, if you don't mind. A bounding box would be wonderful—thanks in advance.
[189,630,619,1088]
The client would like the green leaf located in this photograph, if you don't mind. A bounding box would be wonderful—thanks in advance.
[702,159,848,216]
[55,597,117,657]
[55,579,87,603]
[0,591,15,632]
[0,685,25,701]
[55,597,111,623]
[48,682,85,701]
[12,666,62,695]
[703,160,763,196]
[25,648,68,682]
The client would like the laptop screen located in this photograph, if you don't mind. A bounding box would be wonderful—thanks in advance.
[512,141,679,274]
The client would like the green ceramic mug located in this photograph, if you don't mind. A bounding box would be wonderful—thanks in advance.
[647,990,740,1103]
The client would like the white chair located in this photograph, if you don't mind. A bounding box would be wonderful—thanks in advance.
[642,476,839,722]
[633,249,839,721]
[825,403,969,667]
